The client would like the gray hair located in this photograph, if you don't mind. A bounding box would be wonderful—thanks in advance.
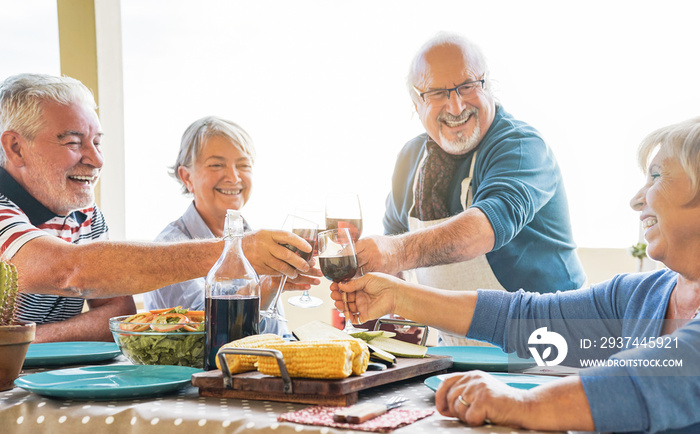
[406,32,492,102]
[638,117,700,197]
[172,116,256,195]
[0,73,97,166]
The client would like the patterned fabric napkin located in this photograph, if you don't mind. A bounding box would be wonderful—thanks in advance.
[278,405,434,433]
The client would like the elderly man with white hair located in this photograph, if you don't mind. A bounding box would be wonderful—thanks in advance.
[356,33,585,345]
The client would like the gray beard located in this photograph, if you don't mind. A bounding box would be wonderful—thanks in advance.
[439,123,481,155]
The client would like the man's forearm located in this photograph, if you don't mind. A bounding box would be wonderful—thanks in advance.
[398,208,495,270]
[16,238,223,298]
[68,241,222,298]
[14,229,312,299]
[34,316,113,342]
[33,296,136,342]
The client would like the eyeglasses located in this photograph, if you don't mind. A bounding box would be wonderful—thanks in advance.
[413,78,485,104]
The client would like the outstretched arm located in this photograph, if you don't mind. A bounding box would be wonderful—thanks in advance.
[356,208,494,275]
[13,230,312,298]
[331,272,477,336]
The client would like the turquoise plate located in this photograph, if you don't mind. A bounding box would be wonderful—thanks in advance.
[23,342,121,368]
[14,365,202,400]
[426,346,535,372]
[424,372,558,392]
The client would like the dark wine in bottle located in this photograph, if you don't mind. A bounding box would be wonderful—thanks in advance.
[205,295,260,370]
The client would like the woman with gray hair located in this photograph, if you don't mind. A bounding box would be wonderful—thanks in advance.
[143,116,319,335]
[332,117,700,432]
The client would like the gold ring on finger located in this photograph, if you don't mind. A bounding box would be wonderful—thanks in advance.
[457,395,470,408]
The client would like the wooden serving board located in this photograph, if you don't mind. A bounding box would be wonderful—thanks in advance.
[192,355,452,405]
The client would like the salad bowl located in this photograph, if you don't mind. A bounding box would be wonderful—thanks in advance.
[109,308,205,368]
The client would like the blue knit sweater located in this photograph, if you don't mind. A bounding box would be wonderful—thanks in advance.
[469,268,700,433]
[383,105,585,293]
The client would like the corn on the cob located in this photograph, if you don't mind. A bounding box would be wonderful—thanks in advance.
[327,338,369,375]
[255,340,354,379]
[216,333,285,373]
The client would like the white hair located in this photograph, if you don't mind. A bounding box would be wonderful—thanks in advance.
[0,73,96,166]
[171,116,256,195]
[406,32,492,101]
[638,116,700,198]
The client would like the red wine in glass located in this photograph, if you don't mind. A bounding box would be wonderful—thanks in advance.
[319,255,358,282]
[288,207,324,308]
[318,228,363,333]
[325,193,363,243]
[281,228,317,261]
[325,218,363,242]
[262,215,318,321]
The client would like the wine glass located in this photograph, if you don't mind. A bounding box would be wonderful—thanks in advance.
[261,214,318,321]
[317,228,363,333]
[325,193,364,330]
[288,206,324,308]
[325,192,363,242]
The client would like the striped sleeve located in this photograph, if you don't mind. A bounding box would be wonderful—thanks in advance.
[15,293,85,324]
[0,196,50,261]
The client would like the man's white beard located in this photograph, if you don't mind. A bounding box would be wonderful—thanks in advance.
[439,123,481,155]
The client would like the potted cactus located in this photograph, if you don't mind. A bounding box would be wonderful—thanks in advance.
[0,261,35,391]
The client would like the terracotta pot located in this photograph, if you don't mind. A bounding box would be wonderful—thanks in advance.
[0,320,36,391]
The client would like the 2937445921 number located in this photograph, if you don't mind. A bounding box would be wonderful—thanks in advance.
[596,336,678,349]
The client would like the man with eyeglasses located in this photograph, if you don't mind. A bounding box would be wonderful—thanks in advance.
[356,33,585,345]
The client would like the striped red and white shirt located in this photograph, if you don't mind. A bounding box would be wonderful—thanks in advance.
[0,167,108,324]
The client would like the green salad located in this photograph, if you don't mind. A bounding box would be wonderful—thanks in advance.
[117,332,205,368]
[112,307,205,369]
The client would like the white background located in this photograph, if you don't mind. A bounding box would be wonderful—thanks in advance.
[2,0,700,248]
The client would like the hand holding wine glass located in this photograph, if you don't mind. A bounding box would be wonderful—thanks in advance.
[261,214,318,321]
[318,228,363,333]
[329,273,403,325]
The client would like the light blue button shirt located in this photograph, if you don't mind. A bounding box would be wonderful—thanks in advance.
[142,202,289,336]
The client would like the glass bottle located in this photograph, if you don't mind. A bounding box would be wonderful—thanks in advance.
[204,209,260,370]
